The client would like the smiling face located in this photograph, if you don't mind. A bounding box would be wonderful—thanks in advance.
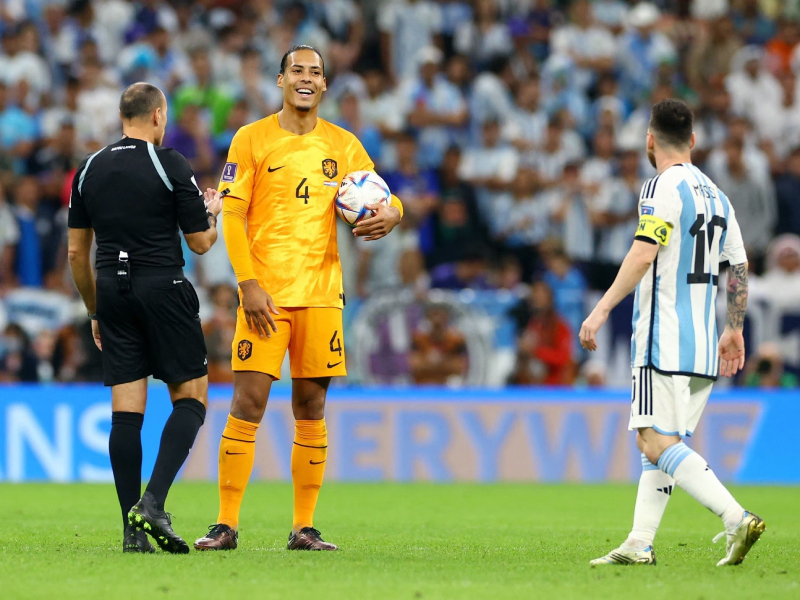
[278,48,326,113]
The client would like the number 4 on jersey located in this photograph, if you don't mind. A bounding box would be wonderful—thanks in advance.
[296,178,309,204]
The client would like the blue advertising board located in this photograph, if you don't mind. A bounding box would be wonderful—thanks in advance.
[0,385,796,483]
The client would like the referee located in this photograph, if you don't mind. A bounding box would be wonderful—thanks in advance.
[67,83,223,554]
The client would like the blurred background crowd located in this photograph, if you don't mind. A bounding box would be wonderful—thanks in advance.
[1,0,800,388]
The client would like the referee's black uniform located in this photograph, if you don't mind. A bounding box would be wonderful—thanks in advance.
[68,137,210,386]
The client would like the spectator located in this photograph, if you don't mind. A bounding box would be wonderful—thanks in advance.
[430,246,493,290]
[0,182,20,291]
[503,77,548,152]
[162,103,213,174]
[732,0,776,46]
[527,114,585,186]
[0,322,37,382]
[765,18,800,76]
[75,58,121,145]
[490,169,549,280]
[453,0,512,69]
[546,162,595,265]
[742,342,798,388]
[400,46,468,169]
[760,234,800,311]
[707,137,776,267]
[211,25,247,88]
[170,0,214,55]
[39,77,81,143]
[430,146,488,266]
[511,281,575,386]
[361,68,404,145]
[336,92,382,164]
[0,82,37,172]
[316,0,364,73]
[751,71,800,160]
[382,132,439,240]
[687,16,743,91]
[0,22,52,107]
[469,55,515,127]
[116,25,190,93]
[408,303,468,385]
[203,283,238,383]
[725,46,781,127]
[379,0,443,82]
[173,49,235,136]
[775,147,800,236]
[232,48,283,122]
[616,2,677,103]
[591,149,642,289]
[12,176,63,289]
[458,118,519,220]
[549,0,615,94]
[540,242,587,349]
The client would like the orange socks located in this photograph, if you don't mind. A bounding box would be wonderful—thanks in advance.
[291,419,328,531]
[217,414,258,529]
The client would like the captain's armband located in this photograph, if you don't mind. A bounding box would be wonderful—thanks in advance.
[635,215,672,246]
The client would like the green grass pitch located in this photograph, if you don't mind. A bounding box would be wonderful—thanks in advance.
[0,483,797,599]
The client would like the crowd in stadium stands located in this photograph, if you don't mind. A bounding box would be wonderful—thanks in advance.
[2,0,800,388]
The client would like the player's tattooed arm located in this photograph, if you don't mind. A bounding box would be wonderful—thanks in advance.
[726,262,749,331]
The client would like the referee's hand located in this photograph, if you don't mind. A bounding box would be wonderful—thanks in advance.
[239,279,279,338]
[91,320,102,351]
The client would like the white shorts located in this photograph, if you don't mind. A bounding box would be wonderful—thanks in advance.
[628,367,714,438]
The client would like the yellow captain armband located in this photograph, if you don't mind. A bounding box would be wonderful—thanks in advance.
[635,215,672,245]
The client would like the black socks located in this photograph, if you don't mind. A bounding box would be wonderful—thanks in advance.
[145,398,206,511]
[109,411,144,528]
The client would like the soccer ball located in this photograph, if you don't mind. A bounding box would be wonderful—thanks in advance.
[335,171,392,227]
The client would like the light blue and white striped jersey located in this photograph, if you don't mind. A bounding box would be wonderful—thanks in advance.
[631,164,747,379]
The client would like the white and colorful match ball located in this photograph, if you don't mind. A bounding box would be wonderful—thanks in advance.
[335,171,392,227]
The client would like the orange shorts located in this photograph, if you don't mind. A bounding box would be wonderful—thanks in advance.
[231,307,346,380]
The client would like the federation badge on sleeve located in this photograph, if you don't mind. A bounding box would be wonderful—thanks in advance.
[322,158,338,179]
[641,205,654,215]
[222,162,238,183]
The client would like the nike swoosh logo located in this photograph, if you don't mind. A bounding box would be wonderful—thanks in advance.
[268,165,285,172]
[327,361,342,368]
[225,450,246,455]
[310,460,326,465]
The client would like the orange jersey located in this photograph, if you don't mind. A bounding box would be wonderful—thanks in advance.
[220,114,392,308]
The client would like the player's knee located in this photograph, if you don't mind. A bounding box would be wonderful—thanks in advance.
[231,388,268,423]
[292,396,325,420]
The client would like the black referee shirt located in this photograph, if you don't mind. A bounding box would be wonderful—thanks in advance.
[68,137,210,270]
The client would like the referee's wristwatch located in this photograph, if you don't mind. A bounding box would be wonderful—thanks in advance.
[88,312,98,321]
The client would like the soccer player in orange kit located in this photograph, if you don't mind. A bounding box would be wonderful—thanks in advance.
[193,45,404,551]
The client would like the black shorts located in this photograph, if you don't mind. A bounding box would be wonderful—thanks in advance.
[96,267,208,386]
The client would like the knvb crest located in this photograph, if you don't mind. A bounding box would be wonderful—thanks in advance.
[237,340,253,361]
[322,158,338,179]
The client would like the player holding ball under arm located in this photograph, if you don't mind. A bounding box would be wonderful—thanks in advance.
[194,45,403,552]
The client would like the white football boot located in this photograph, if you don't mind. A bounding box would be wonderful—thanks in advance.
[714,511,766,566]
[590,544,656,566]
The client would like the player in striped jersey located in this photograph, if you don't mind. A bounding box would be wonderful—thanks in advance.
[579,100,765,567]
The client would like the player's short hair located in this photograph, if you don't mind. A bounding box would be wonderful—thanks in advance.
[280,45,325,75]
[119,83,165,120]
[649,99,693,148]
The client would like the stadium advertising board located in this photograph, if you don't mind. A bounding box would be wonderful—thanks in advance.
[0,385,794,483]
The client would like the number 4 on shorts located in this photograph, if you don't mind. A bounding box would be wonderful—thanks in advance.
[330,330,342,356]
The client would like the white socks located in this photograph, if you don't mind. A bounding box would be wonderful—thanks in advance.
[626,453,674,547]
[658,442,744,532]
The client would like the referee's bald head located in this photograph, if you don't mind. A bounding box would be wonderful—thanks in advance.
[119,82,166,121]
